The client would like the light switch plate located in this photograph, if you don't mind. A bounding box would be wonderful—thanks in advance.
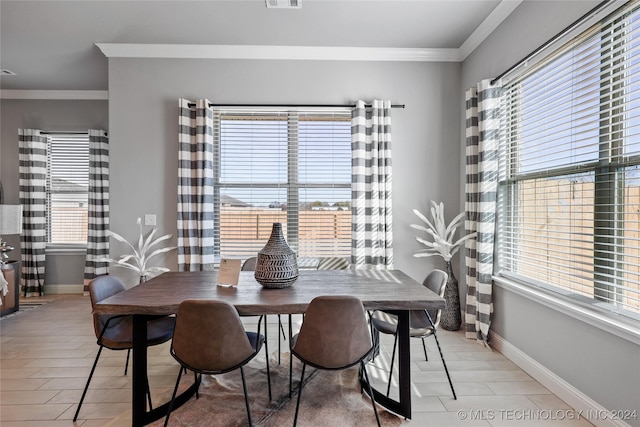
[144,214,156,226]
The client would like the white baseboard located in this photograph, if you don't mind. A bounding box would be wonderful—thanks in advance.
[491,333,632,427]
[44,284,84,295]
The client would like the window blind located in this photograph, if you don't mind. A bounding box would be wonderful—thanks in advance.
[46,133,90,244]
[499,1,640,317]
[212,108,352,260]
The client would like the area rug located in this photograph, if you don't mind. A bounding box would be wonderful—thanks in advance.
[114,353,403,427]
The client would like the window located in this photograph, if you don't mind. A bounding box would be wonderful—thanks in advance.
[46,133,90,245]
[499,3,640,318]
[212,109,352,260]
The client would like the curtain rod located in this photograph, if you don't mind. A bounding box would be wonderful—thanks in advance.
[40,131,90,135]
[187,102,405,109]
[491,0,613,85]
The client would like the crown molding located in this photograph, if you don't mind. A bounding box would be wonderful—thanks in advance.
[96,43,463,62]
[95,0,521,63]
[459,0,523,60]
[2,1,521,93]
[0,90,108,100]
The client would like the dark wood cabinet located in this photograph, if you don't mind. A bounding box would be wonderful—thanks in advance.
[1,261,20,316]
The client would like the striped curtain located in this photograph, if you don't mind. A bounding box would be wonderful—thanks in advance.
[177,99,216,271]
[18,129,48,297]
[351,100,393,269]
[83,130,110,288]
[464,80,502,345]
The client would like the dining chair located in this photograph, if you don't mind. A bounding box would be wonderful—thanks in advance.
[241,256,258,271]
[242,256,286,369]
[291,295,381,427]
[316,256,350,270]
[287,255,351,395]
[73,275,176,421]
[164,299,266,427]
[370,269,457,399]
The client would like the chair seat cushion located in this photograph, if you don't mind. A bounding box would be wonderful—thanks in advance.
[246,331,265,353]
[371,311,434,338]
[101,316,176,350]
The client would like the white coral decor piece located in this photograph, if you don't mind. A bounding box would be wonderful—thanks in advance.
[411,201,476,262]
[100,218,176,281]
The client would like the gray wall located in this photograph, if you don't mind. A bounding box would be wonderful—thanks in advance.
[0,99,108,290]
[462,1,640,422]
[107,58,463,286]
[1,60,464,289]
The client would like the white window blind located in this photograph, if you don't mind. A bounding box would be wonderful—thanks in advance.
[46,133,90,244]
[213,109,352,260]
[499,2,640,318]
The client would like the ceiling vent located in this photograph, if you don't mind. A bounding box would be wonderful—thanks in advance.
[265,0,301,9]
[1,69,16,76]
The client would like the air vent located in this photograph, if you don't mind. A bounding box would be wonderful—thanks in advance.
[1,69,16,76]
[265,0,301,8]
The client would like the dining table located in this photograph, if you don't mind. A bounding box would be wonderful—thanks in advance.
[94,268,446,426]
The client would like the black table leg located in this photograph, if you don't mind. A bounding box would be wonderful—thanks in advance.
[397,310,412,417]
[132,314,148,427]
[361,310,412,419]
[131,315,198,426]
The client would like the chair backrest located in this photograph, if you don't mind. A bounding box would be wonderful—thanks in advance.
[171,299,255,372]
[89,275,128,338]
[241,256,257,271]
[410,269,448,330]
[293,295,372,369]
[316,257,350,270]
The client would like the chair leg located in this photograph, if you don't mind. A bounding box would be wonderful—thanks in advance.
[367,311,380,362]
[421,337,429,361]
[194,372,200,399]
[386,332,398,397]
[124,348,131,375]
[264,339,272,401]
[289,315,293,398]
[261,316,272,401]
[146,375,153,410]
[240,366,253,427]
[164,366,184,427]
[293,362,307,427]
[277,315,282,365]
[73,345,103,421]
[361,361,381,427]
[278,314,286,365]
[431,332,457,400]
[279,314,286,340]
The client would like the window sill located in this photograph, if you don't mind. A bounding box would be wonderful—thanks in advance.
[493,275,640,346]
[46,244,87,256]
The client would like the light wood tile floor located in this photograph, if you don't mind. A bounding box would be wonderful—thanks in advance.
[0,295,593,426]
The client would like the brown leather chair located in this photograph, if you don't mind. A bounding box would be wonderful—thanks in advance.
[286,256,350,395]
[241,256,258,271]
[291,295,380,427]
[74,275,175,421]
[164,299,266,427]
[370,269,456,399]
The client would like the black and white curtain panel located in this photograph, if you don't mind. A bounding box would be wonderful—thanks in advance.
[464,80,501,345]
[84,130,110,288]
[351,100,393,269]
[177,99,216,271]
[18,129,48,297]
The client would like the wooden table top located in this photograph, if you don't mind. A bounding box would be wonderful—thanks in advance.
[94,269,445,316]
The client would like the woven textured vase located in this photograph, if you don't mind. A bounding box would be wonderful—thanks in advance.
[254,223,298,288]
[440,261,462,331]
